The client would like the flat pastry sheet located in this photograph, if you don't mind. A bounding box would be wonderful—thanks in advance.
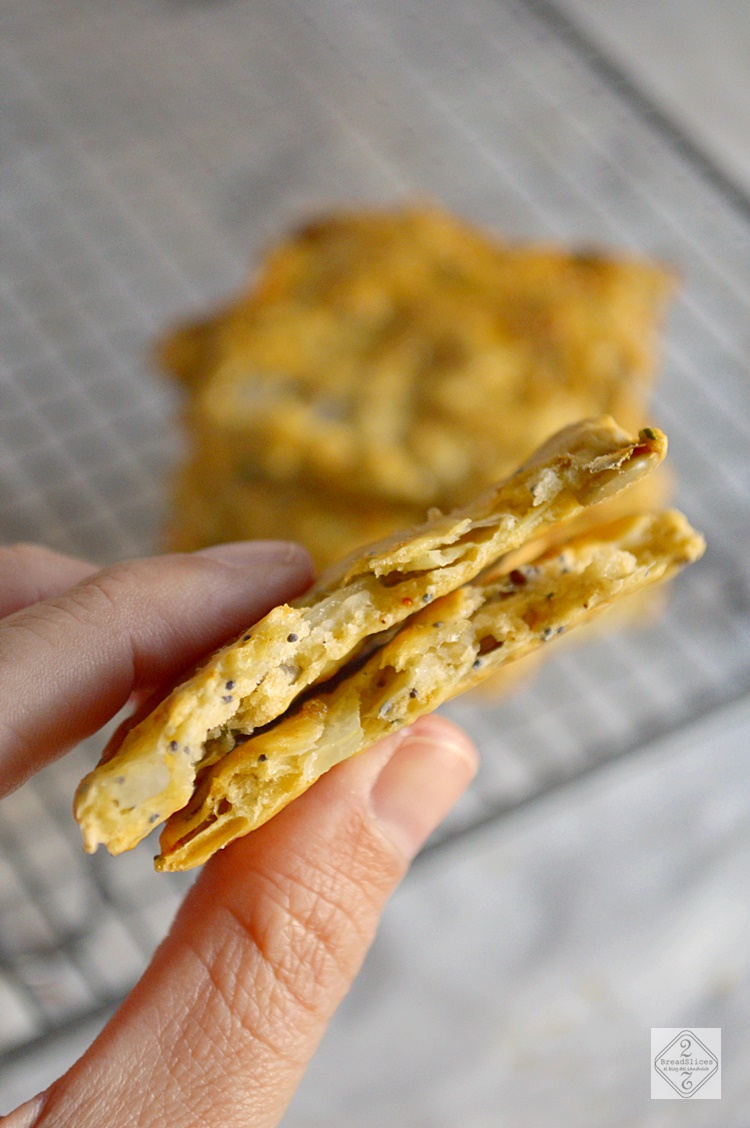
[73,418,704,869]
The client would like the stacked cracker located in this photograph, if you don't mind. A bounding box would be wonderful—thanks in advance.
[75,418,704,870]
[158,204,675,568]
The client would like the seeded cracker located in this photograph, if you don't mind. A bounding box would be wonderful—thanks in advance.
[162,203,675,526]
[157,509,703,870]
[74,418,687,862]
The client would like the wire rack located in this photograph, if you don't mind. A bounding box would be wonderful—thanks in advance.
[1,0,750,1070]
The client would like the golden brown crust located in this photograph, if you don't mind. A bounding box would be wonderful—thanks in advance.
[156,509,704,871]
[160,203,675,539]
[74,418,665,856]
[167,439,672,572]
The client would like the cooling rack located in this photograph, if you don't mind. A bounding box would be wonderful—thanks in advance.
[1,0,749,1070]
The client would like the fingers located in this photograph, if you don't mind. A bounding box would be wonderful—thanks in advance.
[0,541,313,795]
[0,544,99,618]
[31,716,478,1128]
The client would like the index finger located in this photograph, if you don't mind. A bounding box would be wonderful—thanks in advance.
[0,543,99,618]
[0,541,313,797]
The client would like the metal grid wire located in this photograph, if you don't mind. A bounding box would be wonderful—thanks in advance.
[1,0,749,1065]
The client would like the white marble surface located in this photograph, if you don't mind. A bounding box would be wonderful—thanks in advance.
[3,0,750,1120]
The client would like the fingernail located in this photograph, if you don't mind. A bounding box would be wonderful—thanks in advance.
[369,718,478,860]
[196,540,312,571]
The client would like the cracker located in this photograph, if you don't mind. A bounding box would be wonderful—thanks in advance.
[156,509,704,870]
[169,438,671,571]
[74,417,664,855]
[161,203,675,510]
[167,454,422,565]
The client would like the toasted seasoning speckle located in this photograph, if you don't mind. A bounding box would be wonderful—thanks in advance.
[222,694,233,704]
[557,625,566,635]
[148,812,160,824]
[258,753,267,762]
[472,658,482,669]
[225,680,235,691]
[422,592,433,603]
[541,627,555,641]
[287,633,298,642]
[409,688,418,699]
[381,570,406,588]
[641,426,658,441]
[509,569,526,586]
[432,621,443,628]
[478,634,503,655]
[242,633,252,642]
[169,740,178,752]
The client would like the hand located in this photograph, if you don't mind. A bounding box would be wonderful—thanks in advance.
[0,541,478,1128]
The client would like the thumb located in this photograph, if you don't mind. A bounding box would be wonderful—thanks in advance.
[25,716,478,1128]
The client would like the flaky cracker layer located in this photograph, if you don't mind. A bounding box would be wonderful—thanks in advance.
[157,510,704,870]
[74,418,668,858]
